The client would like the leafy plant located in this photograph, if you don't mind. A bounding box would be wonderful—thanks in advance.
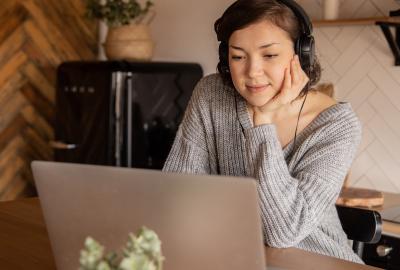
[85,0,154,27]
[80,227,164,270]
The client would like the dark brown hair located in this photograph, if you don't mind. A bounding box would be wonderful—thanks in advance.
[214,0,321,96]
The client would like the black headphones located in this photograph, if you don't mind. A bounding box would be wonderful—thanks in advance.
[278,0,315,73]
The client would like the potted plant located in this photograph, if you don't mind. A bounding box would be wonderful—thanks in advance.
[79,227,164,270]
[85,0,155,61]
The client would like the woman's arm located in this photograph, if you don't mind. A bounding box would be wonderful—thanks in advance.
[163,129,210,174]
[162,79,212,174]
[244,113,362,248]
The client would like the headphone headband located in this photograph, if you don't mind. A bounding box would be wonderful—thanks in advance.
[278,0,313,35]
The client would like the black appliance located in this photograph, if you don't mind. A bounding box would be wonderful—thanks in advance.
[53,61,203,169]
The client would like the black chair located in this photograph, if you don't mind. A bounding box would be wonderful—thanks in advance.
[336,205,382,258]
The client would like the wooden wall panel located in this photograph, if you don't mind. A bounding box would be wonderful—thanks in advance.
[0,0,97,201]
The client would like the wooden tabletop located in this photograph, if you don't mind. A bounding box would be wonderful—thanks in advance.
[0,198,56,269]
[0,198,380,270]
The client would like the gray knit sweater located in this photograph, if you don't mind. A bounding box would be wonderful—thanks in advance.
[163,74,363,263]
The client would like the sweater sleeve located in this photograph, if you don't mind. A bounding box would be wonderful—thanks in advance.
[162,79,211,174]
[244,116,362,248]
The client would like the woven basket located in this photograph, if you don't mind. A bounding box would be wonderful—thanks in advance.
[105,24,154,61]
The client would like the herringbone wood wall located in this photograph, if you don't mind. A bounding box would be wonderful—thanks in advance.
[0,0,96,201]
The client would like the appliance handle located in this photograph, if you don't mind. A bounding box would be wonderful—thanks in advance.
[49,141,78,150]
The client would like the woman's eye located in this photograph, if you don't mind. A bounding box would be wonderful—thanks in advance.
[231,55,244,60]
[264,54,278,59]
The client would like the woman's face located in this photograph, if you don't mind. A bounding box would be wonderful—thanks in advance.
[228,20,295,107]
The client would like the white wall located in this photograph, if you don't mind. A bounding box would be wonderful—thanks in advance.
[150,0,234,75]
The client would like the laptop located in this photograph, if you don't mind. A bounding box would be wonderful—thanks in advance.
[32,161,266,270]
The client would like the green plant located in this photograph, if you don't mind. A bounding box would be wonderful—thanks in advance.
[79,227,164,270]
[85,0,154,27]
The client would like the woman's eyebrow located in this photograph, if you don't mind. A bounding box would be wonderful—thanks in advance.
[259,43,280,48]
[229,43,280,51]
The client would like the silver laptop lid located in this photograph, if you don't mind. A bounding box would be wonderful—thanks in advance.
[32,161,266,270]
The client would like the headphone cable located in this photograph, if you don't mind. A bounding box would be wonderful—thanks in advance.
[292,77,310,154]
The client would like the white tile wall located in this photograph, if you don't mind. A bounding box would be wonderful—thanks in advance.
[369,35,400,85]
[368,65,400,111]
[357,126,375,154]
[353,175,377,190]
[340,0,368,18]
[368,91,400,137]
[344,77,376,110]
[364,165,398,193]
[314,29,341,65]
[367,140,400,190]
[354,0,383,18]
[335,51,378,99]
[367,114,400,164]
[356,102,376,124]
[332,26,365,53]
[370,0,400,14]
[319,26,341,42]
[317,53,341,84]
[350,151,376,183]
[300,0,400,193]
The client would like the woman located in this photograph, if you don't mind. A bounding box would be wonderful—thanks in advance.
[163,0,362,263]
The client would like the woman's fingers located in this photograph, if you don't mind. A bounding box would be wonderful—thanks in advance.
[264,55,311,112]
[293,56,304,89]
[283,66,292,91]
[291,56,299,85]
[278,66,292,104]
[293,55,309,94]
[280,57,299,105]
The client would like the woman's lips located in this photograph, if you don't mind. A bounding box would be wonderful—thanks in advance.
[246,84,270,93]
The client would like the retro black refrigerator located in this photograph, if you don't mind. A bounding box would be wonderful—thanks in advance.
[52,61,203,169]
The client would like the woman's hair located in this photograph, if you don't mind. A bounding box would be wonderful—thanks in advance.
[214,0,321,97]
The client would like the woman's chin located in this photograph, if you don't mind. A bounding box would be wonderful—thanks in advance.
[245,97,272,108]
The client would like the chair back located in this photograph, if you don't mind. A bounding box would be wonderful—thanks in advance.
[336,205,382,243]
[336,205,382,258]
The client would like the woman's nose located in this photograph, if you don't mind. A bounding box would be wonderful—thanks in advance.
[247,59,264,78]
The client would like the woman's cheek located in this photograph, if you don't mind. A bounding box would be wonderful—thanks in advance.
[270,66,286,90]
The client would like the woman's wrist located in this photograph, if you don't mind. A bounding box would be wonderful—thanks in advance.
[248,105,274,126]
[248,103,290,127]
[253,112,273,126]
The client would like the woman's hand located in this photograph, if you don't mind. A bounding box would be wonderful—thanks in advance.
[249,55,310,126]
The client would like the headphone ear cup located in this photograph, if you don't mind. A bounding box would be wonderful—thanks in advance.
[296,35,315,73]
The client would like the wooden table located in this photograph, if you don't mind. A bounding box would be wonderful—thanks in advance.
[0,198,380,270]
